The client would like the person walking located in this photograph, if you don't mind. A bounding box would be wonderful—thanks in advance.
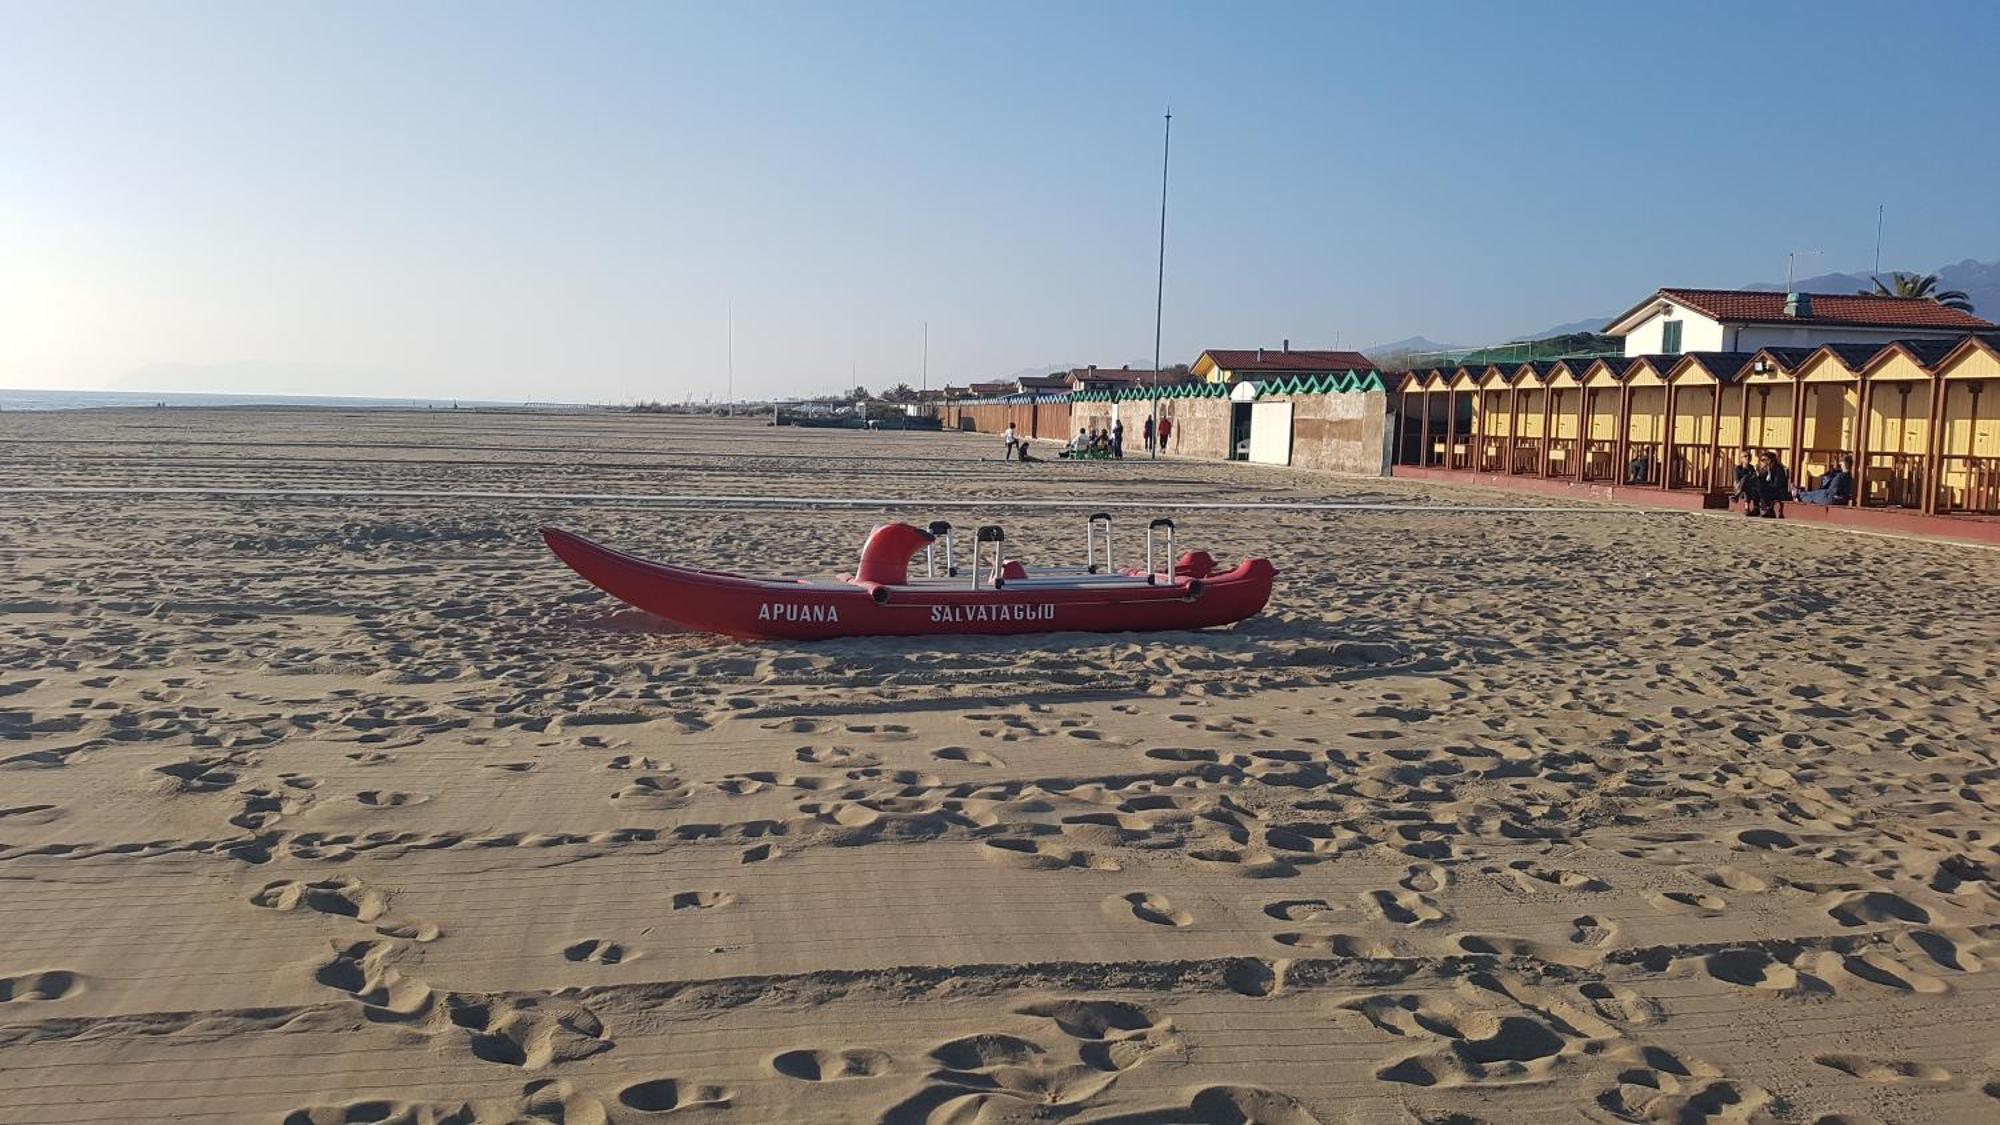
[1158,415,1173,453]
[1001,423,1018,461]
[1142,415,1156,454]
[1111,419,1125,459]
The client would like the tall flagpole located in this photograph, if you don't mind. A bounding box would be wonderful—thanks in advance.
[1150,109,1171,459]
[922,321,929,398]
[726,304,734,416]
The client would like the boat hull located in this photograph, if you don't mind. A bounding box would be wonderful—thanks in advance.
[542,527,1275,641]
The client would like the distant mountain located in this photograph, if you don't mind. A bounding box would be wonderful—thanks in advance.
[1359,335,1467,357]
[1520,255,1997,340]
[1522,317,1614,339]
[999,363,1072,381]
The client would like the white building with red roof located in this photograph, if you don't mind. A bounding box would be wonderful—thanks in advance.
[1605,287,1993,357]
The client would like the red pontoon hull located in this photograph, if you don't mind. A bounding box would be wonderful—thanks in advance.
[542,527,1275,641]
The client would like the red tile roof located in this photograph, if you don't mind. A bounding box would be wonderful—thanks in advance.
[1203,349,1375,373]
[1625,288,1993,331]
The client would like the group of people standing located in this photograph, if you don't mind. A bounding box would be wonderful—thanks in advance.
[1732,449,1855,517]
[1000,414,1174,462]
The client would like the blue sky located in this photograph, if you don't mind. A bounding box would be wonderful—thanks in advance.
[4,1,1997,402]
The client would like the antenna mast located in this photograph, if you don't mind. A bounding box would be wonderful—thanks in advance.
[1150,109,1172,459]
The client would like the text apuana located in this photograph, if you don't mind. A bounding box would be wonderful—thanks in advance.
[757,602,840,623]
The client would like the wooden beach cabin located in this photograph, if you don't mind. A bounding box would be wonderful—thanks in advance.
[1619,357,1670,485]
[1507,362,1554,474]
[1578,358,1636,481]
[1790,344,1873,489]
[1934,334,2000,514]
[1542,360,1588,478]
[1473,365,1515,472]
[1661,352,1749,492]
[1856,340,1951,509]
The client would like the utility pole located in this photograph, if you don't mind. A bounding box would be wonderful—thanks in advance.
[922,321,929,398]
[1873,204,1885,278]
[1150,109,1172,459]
[726,304,734,417]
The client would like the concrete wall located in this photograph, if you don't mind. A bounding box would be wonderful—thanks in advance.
[1158,397,1232,459]
[1273,391,1393,474]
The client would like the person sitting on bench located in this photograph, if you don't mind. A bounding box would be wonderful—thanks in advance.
[1748,450,1789,518]
[1731,449,1757,509]
[1795,454,1854,506]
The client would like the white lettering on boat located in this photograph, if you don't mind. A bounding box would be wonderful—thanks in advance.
[757,602,840,623]
[928,603,1058,624]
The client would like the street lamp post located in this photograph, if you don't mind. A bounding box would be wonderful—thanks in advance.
[1150,110,1171,459]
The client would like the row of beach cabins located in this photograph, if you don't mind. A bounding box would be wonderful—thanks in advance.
[927,345,1396,475]
[922,286,2000,538]
[1396,332,2000,518]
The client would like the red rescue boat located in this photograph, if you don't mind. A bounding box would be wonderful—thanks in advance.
[542,515,1275,641]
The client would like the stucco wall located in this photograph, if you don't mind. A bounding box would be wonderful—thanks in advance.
[1735,324,1971,351]
[1274,391,1393,475]
[1157,398,1231,459]
[1621,301,1725,356]
[1624,301,1973,356]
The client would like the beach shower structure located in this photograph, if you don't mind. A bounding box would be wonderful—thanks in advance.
[541,514,1273,640]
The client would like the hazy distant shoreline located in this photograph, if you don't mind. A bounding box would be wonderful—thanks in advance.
[0,388,602,413]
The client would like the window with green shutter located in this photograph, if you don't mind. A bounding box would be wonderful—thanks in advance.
[1662,320,1683,354]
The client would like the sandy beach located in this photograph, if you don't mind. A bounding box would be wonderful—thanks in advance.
[2,407,1997,1125]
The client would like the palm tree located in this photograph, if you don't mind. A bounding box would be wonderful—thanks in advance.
[1860,272,1974,312]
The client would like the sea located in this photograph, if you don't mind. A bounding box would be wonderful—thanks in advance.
[0,388,590,412]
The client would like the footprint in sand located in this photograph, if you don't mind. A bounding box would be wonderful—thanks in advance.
[613,776,689,804]
[770,1047,891,1081]
[1646,889,1728,916]
[1700,948,1829,995]
[617,1078,733,1113]
[356,790,429,808]
[1814,1054,1953,1084]
[1509,860,1610,893]
[1825,890,1930,928]
[1578,981,1663,1026]
[979,837,1120,872]
[1339,991,1575,1089]
[796,745,878,767]
[251,877,388,922]
[562,938,626,965]
[1809,950,1950,995]
[933,746,1005,767]
[0,970,82,1004]
[607,754,661,770]
[0,803,64,826]
[842,722,915,742]
[1111,891,1193,927]
[1399,863,1449,894]
[1223,958,1291,998]
[1365,888,1446,927]
[1264,899,1339,923]
[1272,931,1394,958]
[1187,846,1296,879]
[1568,915,1618,947]
[672,890,737,911]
